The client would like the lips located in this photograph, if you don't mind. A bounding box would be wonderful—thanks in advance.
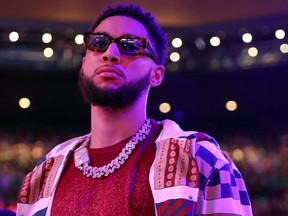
[95,66,123,77]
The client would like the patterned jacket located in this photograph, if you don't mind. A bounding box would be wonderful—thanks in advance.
[17,120,253,215]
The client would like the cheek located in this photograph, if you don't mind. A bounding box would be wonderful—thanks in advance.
[123,58,152,74]
[82,54,99,75]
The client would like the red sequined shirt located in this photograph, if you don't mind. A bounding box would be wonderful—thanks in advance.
[52,121,161,216]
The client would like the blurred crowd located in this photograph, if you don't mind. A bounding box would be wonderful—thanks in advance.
[0,130,288,215]
[221,132,288,216]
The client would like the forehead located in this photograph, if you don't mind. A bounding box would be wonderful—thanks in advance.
[93,15,149,38]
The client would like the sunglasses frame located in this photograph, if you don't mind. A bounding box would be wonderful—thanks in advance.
[83,32,158,64]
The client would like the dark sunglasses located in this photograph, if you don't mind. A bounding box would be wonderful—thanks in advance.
[83,32,158,64]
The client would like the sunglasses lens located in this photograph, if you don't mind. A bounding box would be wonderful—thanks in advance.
[119,38,143,55]
[87,35,110,51]
[85,34,146,56]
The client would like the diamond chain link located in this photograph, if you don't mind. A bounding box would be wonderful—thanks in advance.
[77,119,151,178]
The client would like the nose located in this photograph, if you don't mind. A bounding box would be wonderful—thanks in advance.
[102,42,121,63]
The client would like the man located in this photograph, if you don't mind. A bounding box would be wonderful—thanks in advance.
[17,4,253,216]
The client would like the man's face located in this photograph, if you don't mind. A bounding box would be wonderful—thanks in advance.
[79,15,161,108]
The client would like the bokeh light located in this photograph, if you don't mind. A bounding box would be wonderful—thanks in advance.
[75,34,84,45]
[172,37,183,48]
[275,29,285,39]
[280,43,288,53]
[242,33,253,43]
[210,36,221,47]
[43,47,53,58]
[248,47,258,57]
[159,102,171,113]
[19,98,31,109]
[9,31,19,42]
[226,100,238,111]
[42,33,52,43]
[170,52,180,62]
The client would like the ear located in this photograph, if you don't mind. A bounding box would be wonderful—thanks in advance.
[82,57,86,63]
[150,65,165,87]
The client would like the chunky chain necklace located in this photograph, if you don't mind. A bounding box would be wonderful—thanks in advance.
[74,118,151,178]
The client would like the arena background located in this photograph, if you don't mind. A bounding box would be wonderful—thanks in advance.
[1,1,288,215]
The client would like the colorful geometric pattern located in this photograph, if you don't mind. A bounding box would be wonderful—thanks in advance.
[193,133,251,215]
[18,155,64,204]
[153,137,199,215]
[156,199,197,216]
[153,132,252,215]
[17,121,252,216]
[154,138,199,189]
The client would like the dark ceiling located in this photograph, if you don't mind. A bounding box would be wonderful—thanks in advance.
[1,0,288,27]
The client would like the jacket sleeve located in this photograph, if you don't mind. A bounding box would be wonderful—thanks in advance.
[193,133,253,215]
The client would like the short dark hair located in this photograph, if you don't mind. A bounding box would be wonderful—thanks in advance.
[88,3,167,65]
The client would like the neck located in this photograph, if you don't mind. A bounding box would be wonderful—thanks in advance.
[90,96,148,149]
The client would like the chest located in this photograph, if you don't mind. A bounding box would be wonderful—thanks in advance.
[51,141,156,216]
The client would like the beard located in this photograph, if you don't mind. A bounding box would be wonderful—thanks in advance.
[78,69,151,109]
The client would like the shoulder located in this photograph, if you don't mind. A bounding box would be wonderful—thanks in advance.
[157,119,230,164]
[37,133,90,166]
[157,119,218,148]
